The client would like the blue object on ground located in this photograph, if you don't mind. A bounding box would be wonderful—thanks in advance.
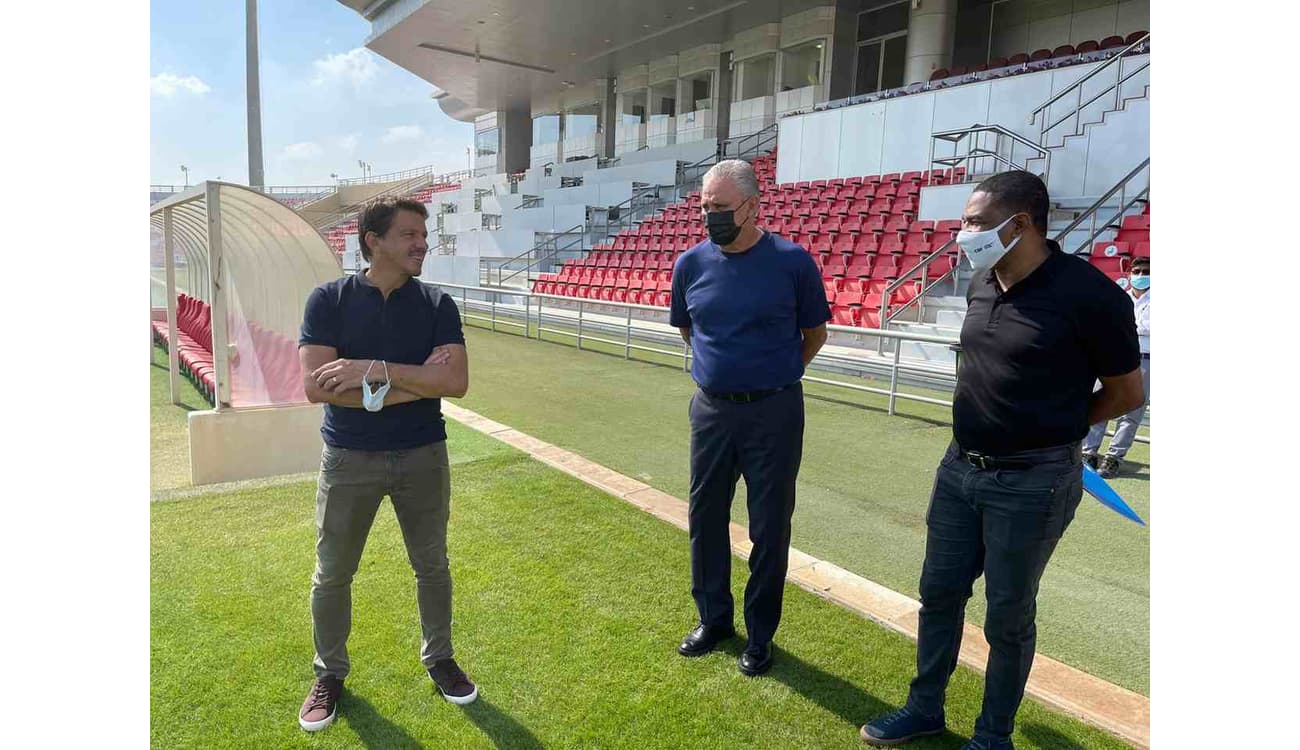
[1082,464,1147,526]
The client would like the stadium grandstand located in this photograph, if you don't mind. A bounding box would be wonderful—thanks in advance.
[150,1,1152,747]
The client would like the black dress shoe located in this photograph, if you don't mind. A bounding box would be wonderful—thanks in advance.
[738,642,773,676]
[678,623,735,657]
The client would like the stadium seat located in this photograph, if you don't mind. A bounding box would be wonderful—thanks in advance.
[1029,49,1053,62]
[1008,52,1030,65]
[1125,30,1148,45]
[1075,39,1100,54]
[1052,44,1076,58]
[1092,241,1131,258]
[1099,35,1125,50]
[929,68,950,82]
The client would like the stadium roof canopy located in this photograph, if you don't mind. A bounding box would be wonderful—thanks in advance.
[338,0,836,122]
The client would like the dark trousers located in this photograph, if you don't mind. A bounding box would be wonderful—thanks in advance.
[687,383,804,647]
[906,441,1083,740]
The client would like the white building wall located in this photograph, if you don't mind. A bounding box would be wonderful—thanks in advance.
[775,54,1148,201]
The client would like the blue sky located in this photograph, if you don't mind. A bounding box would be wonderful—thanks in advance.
[150,0,473,187]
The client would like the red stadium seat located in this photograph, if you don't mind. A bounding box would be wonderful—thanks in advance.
[1076,39,1100,54]
[1125,30,1148,45]
[1051,44,1076,58]
[1099,35,1125,50]
[929,68,950,82]
[1092,241,1131,258]
[1008,52,1030,65]
[1029,49,1053,62]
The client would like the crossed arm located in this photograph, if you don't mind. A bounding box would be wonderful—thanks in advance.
[300,343,469,407]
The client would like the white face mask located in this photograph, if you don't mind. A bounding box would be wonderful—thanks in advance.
[360,359,391,412]
[956,214,1022,272]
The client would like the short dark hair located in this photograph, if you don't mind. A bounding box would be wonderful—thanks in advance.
[358,197,428,260]
[1131,256,1149,271]
[972,171,1050,235]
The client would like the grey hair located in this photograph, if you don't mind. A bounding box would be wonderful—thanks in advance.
[703,159,760,200]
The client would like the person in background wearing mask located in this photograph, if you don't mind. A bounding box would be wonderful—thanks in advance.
[295,197,475,733]
[860,172,1144,750]
[669,159,830,677]
[1083,256,1150,478]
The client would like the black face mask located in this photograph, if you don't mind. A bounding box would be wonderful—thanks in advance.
[706,207,744,246]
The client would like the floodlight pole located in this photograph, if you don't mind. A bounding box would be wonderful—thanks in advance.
[246,0,266,188]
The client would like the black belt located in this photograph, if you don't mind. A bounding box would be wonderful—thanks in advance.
[700,383,795,403]
[958,443,1080,471]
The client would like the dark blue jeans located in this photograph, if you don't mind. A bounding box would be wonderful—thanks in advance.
[687,384,804,647]
[906,441,1084,740]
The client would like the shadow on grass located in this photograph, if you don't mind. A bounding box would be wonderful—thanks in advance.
[1020,722,1088,749]
[342,692,426,749]
[717,642,968,749]
[462,698,545,750]
[803,389,952,427]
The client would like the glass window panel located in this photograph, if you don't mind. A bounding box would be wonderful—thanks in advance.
[738,54,776,100]
[679,72,713,113]
[858,2,910,42]
[533,114,560,144]
[881,35,907,90]
[854,41,882,96]
[565,103,600,139]
[650,82,676,119]
[474,128,499,157]
[781,40,824,91]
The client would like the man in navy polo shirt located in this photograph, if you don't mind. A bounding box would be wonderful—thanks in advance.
[670,159,831,676]
[295,197,476,732]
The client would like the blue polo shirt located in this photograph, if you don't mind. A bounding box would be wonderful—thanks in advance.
[299,274,465,450]
[670,231,830,392]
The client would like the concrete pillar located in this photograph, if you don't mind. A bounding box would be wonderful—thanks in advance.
[498,106,532,175]
[603,78,617,159]
[904,0,958,85]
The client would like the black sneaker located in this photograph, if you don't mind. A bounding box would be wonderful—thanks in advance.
[299,676,343,732]
[860,706,945,746]
[1082,451,1100,471]
[429,658,478,705]
[1098,455,1121,479]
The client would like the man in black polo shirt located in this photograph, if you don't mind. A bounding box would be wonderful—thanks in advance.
[670,159,831,677]
[861,172,1144,749]
[295,197,476,732]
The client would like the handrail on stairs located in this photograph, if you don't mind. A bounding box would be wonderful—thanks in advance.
[879,237,963,334]
[930,124,1051,184]
[1052,158,1150,255]
[1029,33,1150,146]
[494,223,586,287]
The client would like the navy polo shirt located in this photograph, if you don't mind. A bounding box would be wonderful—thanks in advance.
[670,231,830,392]
[299,274,466,450]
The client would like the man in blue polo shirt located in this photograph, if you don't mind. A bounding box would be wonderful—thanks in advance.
[670,159,831,676]
[295,197,475,732]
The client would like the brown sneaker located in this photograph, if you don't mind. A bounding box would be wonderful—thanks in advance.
[428,658,478,705]
[298,676,343,731]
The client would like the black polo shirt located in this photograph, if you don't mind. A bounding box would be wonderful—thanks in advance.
[299,274,465,450]
[953,241,1139,455]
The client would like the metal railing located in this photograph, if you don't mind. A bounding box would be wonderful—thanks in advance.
[338,165,472,187]
[486,224,586,288]
[430,281,961,416]
[310,172,439,232]
[679,122,779,192]
[590,184,671,242]
[879,237,964,333]
[1030,33,1150,147]
[930,124,1051,184]
[1052,158,1150,255]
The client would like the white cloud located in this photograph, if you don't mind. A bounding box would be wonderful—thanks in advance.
[151,73,211,97]
[335,133,361,151]
[282,141,323,160]
[380,125,424,144]
[311,48,380,89]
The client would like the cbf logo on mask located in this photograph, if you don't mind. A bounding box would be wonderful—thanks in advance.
[955,214,1022,272]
